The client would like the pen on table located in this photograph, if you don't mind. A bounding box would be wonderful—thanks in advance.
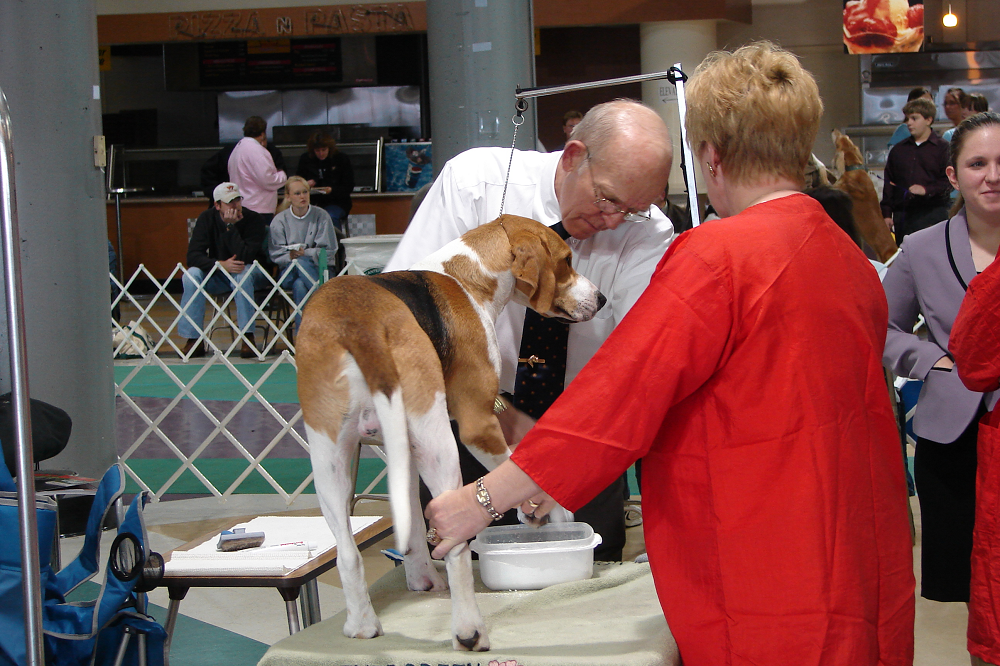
[256,541,317,551]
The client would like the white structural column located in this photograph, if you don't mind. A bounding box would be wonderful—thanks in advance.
[640,21,717,197]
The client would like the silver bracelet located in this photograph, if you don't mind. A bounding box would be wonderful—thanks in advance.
[475,476,503,521]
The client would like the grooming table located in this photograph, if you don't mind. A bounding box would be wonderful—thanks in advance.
[259,561,679,666]
[161,515,393,642]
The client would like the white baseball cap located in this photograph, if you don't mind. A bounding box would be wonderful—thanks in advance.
[213,182,242,203]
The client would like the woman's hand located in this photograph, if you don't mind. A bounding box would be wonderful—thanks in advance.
[289,248,305,260]
[306,179,317,187]
[426,461,546,559]
[519,491,561,525]
[425,484,492,559]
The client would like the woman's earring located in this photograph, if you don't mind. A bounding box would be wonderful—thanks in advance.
[707,162,716,177]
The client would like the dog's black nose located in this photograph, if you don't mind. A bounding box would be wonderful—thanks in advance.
[596,292,607,311]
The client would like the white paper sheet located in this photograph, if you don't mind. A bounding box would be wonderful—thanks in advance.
[165,515,382,576]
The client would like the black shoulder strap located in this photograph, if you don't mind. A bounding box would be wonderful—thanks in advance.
[945,217,969,292]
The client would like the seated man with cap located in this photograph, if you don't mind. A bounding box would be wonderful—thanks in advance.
[178,182,266,359]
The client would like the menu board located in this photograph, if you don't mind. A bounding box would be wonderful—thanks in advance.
[199,37,342,87]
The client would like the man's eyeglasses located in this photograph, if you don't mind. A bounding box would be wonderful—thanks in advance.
[586,152,652,223]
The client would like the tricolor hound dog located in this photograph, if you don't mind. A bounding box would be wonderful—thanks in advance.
[296,214,605,651]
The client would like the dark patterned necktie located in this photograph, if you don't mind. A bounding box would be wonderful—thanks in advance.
[512,222,572,420]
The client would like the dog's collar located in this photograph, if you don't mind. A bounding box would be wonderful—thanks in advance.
[844,164,867,172]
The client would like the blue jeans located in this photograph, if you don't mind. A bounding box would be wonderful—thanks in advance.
[177,264,263,339]
[277,258,320,328]
[324,205,346,231]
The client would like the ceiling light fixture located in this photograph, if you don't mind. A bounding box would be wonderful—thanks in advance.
[943,4,958,27]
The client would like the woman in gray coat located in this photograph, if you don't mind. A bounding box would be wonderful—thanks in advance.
[884,111,1000,605]
[269,176,338,330]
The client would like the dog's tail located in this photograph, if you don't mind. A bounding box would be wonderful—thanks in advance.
[369,387,412,554]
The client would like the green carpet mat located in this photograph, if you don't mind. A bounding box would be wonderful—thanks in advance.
[115,364,299,404]
[66,582,268,666]
[124,458,387,495]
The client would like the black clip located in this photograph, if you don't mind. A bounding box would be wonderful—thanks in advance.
[666,67,688,85]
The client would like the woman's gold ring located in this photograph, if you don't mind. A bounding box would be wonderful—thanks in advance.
[426,528,443,546]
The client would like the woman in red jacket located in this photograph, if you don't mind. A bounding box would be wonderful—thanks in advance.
[427,41,915,666]
[947,111,1000,666]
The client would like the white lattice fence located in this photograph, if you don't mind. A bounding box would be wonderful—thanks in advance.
[111,261,388,502]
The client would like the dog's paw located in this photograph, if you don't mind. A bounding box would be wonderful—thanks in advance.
[343,610,383,639]
[516,506,546,526]
[517,504,573,525]
[547,506,574,523]
[453,628,490,652]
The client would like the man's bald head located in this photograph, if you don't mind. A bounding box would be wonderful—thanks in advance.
[554,100,674,240]
[572,100,673,185]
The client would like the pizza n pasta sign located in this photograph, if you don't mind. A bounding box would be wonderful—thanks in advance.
[97,5,427,45]
[168,7,415,40]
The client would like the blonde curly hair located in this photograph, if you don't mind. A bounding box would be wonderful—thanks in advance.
[685,41,823,188]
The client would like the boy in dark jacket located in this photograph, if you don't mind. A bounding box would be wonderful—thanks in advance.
[880,97,952,242]
[178,182,265,358]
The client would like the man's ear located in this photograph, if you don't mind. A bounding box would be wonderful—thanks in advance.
[510,231,555,314]
[559,140,588,172]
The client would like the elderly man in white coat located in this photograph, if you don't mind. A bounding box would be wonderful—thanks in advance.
[385,99,676,561]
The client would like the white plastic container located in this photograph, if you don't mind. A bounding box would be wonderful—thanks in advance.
[342,234,403,276]
[470,522,602,591]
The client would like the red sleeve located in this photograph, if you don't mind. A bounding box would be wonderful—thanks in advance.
[950,256,1000,393]
[511,231,733,511]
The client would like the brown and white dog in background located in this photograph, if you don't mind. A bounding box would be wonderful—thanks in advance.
[830,129,898,263]
[296,215,605,651]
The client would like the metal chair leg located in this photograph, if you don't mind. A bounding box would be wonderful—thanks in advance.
[111,628,133,666]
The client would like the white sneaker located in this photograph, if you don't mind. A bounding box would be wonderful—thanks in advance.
[624,505,643,528]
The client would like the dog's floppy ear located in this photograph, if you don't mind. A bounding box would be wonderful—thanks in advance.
[831,129,847,175]
[509,229,556,314]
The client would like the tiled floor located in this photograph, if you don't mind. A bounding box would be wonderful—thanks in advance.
[60,493,973,665]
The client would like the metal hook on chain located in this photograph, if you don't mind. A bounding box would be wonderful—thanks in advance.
[512,98,528,126]
[500,97,531,216]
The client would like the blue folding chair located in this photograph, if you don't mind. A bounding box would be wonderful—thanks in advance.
[0,461,166,666]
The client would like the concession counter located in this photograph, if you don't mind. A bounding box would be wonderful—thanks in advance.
[105,142,415,280]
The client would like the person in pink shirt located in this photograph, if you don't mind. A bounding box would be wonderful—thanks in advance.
[227,116,287,224]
